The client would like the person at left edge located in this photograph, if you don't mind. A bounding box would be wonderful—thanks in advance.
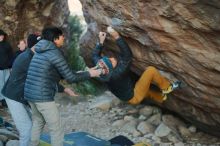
[0,29,13,106]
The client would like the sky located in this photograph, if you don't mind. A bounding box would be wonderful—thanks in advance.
[68,0,83,16]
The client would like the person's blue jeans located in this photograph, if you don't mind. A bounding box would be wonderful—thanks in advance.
[5,97,32,146]
[0,69,10,100]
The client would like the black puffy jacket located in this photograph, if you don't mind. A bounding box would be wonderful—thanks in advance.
[0,41,13,70]
[24,40,90,102]
[1,49,33,104]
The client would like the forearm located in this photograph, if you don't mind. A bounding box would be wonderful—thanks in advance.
[92,43,103,64]
[116,38,132,62]
[68,71,91,83]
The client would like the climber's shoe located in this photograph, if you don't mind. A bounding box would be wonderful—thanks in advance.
[162,94,168,101]
[162,81,181,94]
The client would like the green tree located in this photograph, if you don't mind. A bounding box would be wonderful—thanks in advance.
[67,15,86,70]
[67,15,104,96]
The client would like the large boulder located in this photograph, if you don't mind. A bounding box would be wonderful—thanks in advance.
[79,0,220,136]
[0,0,69,47]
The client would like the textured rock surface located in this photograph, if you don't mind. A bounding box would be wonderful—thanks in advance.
[0,0,69,47]
[79,0,220,136]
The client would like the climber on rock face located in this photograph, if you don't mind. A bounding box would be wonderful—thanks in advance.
[92,26,181,105]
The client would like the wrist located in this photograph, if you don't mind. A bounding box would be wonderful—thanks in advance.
[113,35,120,40]
[112,32,120,40]
[64,88,68,92]
[88,70,92,77]
[97,42,103,46]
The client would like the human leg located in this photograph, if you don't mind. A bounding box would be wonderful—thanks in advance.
[129,66,170,104]
[146,90,165,103]
[29,102,46,146]
[0,69,10,100]
[5,98,32,146]
[35,101,64,146]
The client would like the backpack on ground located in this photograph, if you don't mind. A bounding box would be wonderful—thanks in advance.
[109,135,134,146]
[109,135,151,146]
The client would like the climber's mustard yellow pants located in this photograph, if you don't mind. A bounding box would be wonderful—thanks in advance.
[128,66,170,104]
